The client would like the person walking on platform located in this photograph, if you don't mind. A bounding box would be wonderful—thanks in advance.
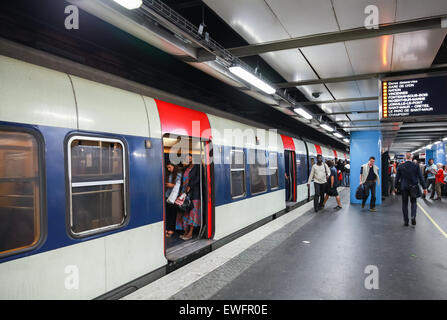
[307,154,330,212]
[395,153,427,226]
[423,158,437,200]
[381,150,390,199]
[345,161,350,186]
[389,160,397,196]
[323,160,342,210]
[360,156,380,212]
[434,163,445,201]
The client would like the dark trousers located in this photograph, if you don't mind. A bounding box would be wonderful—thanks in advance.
[166,202,177,231]
[382,174,389,196]
[401,188,417,223]
[425,178,436,198]
[314,182,326,210]
[362,181,376,209]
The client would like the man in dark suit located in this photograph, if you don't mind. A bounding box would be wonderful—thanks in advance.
[395,153,427,226]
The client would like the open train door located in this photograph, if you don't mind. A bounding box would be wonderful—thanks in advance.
[200,139,215,240]
[281,135,296,205]
[156,99,215,264]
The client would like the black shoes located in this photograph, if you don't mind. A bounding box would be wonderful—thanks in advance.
[404,221,409,227]
[412,218,416,226]
[334,206,342,210]
[362,203,365,208]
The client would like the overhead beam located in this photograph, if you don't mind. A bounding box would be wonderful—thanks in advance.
[299,96,378,105]
[274,63,447,88]
[315,109,378,116]
[222,17,444,58]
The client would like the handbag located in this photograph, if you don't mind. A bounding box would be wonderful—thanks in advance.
[174,192,194,212]
[355,184,366,200]
[167,179,181,204]
[409,184,422,198]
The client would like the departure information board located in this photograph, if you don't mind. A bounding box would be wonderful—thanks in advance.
[381,75,447,121]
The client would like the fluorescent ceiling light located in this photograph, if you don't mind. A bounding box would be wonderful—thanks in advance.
[229,66,276,95]
[333,132,343,138]
[426,144,433,149]
[113,0,142,9]
[443,137,447,141]
[434,141,441,144]
[320,124,334,132]
[293,108,312,120]
[343,138,349,143]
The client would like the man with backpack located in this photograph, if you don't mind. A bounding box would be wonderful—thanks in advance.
[323,160,343,210]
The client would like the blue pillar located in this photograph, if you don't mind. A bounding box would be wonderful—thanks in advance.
[434,142,446,165]
[350,130,382,205]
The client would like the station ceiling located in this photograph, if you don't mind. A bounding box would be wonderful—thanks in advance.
[166,0,447,154]
[0,0,346,150]
[1,0,447,154]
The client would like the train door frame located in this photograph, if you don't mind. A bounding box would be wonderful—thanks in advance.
[284,150,297,202]
[161,134,214,259]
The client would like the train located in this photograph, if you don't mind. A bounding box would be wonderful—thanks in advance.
[0,50,348,299]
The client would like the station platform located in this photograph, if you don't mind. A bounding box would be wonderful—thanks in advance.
[124,188,447,300]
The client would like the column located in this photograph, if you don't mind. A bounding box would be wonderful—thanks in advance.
[349,130,382,205]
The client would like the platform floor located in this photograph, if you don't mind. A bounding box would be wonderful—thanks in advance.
[124,189,447,300]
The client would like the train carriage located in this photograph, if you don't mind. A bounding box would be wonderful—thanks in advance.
[0,53,348,299]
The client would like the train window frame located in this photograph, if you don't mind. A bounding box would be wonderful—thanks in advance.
[230,148,246,199]
[249,149,268,195]
[66,135,128,238]
[269,151,279,190]
[0,126,46,258]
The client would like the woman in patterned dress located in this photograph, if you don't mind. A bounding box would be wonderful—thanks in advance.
[176,154,201,240]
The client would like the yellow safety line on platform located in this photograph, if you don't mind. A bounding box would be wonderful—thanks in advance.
[417,202,447,239]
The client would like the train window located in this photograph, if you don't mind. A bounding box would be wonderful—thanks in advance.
[249,149,267,195]
[0,130,42,256]
[68,136,127,236]
[230,149,245,198]
[269,152,279,189]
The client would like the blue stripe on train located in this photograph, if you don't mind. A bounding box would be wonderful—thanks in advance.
[0,121,164,263]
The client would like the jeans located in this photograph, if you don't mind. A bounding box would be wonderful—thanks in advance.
[401,188,417,223]
[362,181,376,209]
[314,182,326,211]
[425,178,436,198]
[341,171,348,187]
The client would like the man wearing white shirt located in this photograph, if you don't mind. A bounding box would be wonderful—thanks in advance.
[307,154,330,212]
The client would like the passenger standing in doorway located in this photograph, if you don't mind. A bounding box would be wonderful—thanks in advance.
[395,153,427,226]
[176,154,201,240]
[323,160,342,210]
[423,159,437,199]
[165,162,182,238]
[307,154,330,212]
[360,156,380,212]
